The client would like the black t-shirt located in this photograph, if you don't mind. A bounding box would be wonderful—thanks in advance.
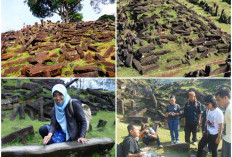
[122,135,140,157]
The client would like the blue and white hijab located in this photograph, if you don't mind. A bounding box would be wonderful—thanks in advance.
[52,84,71,141]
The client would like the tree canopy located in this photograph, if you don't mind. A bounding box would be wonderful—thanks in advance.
[97,14,115,21]
[25,0,115,23]
[69,11,83,22]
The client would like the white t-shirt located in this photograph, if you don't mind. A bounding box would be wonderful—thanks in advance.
[223,104,231,143]
[206,108,224,135]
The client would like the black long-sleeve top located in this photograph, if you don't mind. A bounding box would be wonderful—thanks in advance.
[49,99,87,141]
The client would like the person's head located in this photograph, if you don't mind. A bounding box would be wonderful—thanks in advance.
[128,124,139,138]
[188,91,196,102]
[188,91,198,109]
[52,84,68,105]
[215,87,231,109]
[204,95,217,110]
[169,95,176,105]
[140,124,148,131]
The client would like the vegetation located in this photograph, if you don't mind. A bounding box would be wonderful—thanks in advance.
[25,0,115,23]
[2,110,115,156]
[98,14,115,21]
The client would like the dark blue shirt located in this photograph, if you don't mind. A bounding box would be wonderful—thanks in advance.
[183,101,202,125]
[165,104,180,120]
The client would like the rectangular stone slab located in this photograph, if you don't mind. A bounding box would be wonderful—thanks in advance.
[74,71,98,77]
[127,116,151,123]
[1,137,114,157]
[103,46,114,58]
[141,63,159,74]
[2,125,34,145]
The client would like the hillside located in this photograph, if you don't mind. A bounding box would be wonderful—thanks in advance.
[1,20,115,77]
[117,0,231,77]
[117,79,230,122]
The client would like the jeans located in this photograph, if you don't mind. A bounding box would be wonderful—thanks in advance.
[39,125,54,145]
[142,135,161,146]
[185,123,198,143]
[168,119,179,142]
[197,133,219,157]
[221,140,231,157]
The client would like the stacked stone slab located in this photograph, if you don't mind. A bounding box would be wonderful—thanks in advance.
[117,0,231,76]
[1,79,115,122]
[1,20,115,77]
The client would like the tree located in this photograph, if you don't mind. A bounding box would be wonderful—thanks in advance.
[97,14,115,21]
[25,0,82,23]
[25,0,115,23]
[69,11,83,22]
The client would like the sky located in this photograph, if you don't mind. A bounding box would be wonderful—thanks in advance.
[1,0,116,32]
[62,78,115,91]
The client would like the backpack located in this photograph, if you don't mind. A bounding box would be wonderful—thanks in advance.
[70,99,92,131]
[117,142,124,157]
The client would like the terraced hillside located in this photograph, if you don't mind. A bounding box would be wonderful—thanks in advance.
[117,0,231,77]
[1,20,115,77]
[117,79,230,121]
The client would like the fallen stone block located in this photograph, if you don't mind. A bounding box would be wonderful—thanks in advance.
[1,137,114,157]
[75,71,99,77]
[103,46,114,58]
[165,63,182,69]
[26,64,62,77]
[1,125,34,145]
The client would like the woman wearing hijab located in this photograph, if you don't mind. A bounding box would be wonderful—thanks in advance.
[39,84,88,145]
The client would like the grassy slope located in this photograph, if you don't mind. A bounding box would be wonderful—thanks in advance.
[117,0,230,77]
[117,116,222,157]
[2,110,115,156]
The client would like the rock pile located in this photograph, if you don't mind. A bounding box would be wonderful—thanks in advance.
[1,19,115,77]
[117,79,230,123]
[117,0,230,77]
[1,79,115,122]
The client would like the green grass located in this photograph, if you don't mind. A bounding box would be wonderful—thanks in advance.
[2,110,115,156]
[117,0,230,77]
[118,53,227,77]
[117,116,222,157]
[177,0,231,34]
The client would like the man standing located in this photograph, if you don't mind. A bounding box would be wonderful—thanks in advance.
[183,91,202,145]
[122,124,145,157]
[216,87,231,157]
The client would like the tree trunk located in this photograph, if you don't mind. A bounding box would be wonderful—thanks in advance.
[65,2,69,23]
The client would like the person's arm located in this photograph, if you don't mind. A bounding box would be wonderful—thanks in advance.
[44,108,57,144]
[198,102,202,125]
[73,100,88,143]
[139,129,147,136]
[126,153,145,157]
[183,104,187,126]
[49,108,58,134]
[198,114,202,126]
[216,123,223,144]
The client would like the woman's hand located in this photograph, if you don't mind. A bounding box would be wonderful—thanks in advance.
[215,137,221,144]
[43,133,52,145]
[78,137,88,144]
